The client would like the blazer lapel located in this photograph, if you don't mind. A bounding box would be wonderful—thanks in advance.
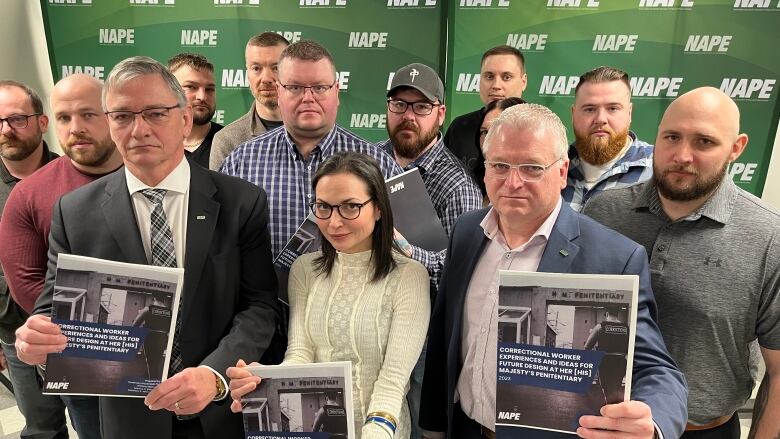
[181,164,219,321]
[101,169,147,264]
[538,203,580,274]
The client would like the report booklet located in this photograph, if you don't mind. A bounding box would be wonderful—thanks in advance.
[495,271,638,436]
[43,254,183,397]
[241,361,354,439]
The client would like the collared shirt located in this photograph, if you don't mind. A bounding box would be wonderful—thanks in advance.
[583,175,780,424]
[457,199,562,431]
[221,125,401,257]
[563,132,653,212]
[126,158,190,268]
[377,136,482,293]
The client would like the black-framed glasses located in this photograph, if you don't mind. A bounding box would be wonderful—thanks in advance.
[0,113,41,130]
[484,158,562,182]
[279,81,337,97]
[386,99,440,116]
[105,104,181,127]
[309,199,373,220]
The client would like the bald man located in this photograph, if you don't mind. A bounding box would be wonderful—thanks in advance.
[583,87,780,439]
[0,74,123,439]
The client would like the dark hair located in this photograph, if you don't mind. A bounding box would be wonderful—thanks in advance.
[247,32,290,48]
[575,66,630,94]
[311,152,398,283]
[476,96,528,147]
[0,80,44,114]
[481,45,526,72]
[167,52,214,74]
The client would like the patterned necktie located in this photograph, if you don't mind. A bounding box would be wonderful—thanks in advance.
[140,188,183,375]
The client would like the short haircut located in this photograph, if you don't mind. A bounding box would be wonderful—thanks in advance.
[575,66,631,95]
[478,97,527,146]
[311,152,400,283]
[103,56,187,109]
[247,32,290,48]
[167,52,214,74]
[0,80,44,114]
[481,45,526,72]
[278,40,337,80]
[482,103,568,159]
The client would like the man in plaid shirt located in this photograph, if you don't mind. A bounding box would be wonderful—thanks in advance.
[563,66,653,212]
[221,40,401,258]
[377,63,482,439]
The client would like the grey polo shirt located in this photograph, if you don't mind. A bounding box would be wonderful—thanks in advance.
[582,176,780,425]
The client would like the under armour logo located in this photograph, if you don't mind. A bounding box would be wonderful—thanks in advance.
[409,68,419,83]
[704,257,722,267]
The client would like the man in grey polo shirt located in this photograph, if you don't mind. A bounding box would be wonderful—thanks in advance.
[583,87,780,439]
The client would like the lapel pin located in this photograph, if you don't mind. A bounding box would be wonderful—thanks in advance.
[559,249,569,257]
[196,215,206,220]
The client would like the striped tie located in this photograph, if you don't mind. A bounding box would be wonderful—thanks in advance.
[140,189,183,375]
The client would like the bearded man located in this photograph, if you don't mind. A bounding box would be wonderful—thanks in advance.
[376,62,482,439]
[563,66,653,211]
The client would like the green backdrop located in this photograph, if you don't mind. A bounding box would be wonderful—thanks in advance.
[41,0,779,195]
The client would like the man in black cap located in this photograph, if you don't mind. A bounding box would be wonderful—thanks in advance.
[375,63,482,439]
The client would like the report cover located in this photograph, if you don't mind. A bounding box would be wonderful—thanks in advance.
[241,361,354,439]
[43,254,183,397]
[495,271,638,436]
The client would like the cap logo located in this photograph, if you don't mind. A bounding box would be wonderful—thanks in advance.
[409,68,419,83]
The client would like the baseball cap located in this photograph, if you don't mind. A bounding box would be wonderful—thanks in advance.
[387,63,444,103]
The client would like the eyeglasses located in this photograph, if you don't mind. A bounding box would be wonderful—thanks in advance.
[386,99,440,116]
[279,81,337,97]
[0,113,41,130]
[484,158,562,182]
[309,199,373,220]
[105,104,181,127]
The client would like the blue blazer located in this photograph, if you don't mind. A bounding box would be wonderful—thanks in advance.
[419,203,687,438]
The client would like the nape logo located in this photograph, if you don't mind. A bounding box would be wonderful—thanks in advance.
[337,72,351,90]
[720,78,775,100]
[506,34,547,51]
[592,34,638,52]
[539,76,579,96]
[387,0,437,7]
[214,0,260,5]
[299,0,347,7]
[49,0,92,5]
[221,68,249,88]
[276,31,302,43]
[129,0,175,5]
[547,0,599,8]
[99,29,134,45]
[348,32,388,49]
[181,30,218,47]
[638,0,694,8]
[733,0,780,8]
[350,113,387,129]
[456,73,480,93]
[629,77,683,97]
[460,0,510,8]
[62,65,105,80]
[684,35,731,53]
[728,162,758,182]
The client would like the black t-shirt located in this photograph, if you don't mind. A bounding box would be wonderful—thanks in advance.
[443,108,486,196]
[185,122,224,168]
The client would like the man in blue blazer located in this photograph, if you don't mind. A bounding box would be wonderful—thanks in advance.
[419,104,687,439]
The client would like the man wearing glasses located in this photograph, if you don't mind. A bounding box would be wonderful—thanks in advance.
[420,104,687,439]
[0,80,59,438]
[376,62,481,439]
[14,57,279,439]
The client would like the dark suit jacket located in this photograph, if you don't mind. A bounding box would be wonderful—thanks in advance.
[33,159,279,439]
[419,204,687,439]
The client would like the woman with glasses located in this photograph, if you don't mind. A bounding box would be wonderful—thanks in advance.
[227,151,430,439]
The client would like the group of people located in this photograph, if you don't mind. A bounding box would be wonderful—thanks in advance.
[0,31,775,439]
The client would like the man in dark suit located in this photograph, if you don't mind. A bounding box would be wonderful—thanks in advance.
[14,56,279,439]
[419,103,687,439]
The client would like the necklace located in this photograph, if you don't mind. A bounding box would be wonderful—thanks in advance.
[184,122,211,148]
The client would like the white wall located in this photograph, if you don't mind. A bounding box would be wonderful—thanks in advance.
[2,1,58,153]
[761,120,780,208]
